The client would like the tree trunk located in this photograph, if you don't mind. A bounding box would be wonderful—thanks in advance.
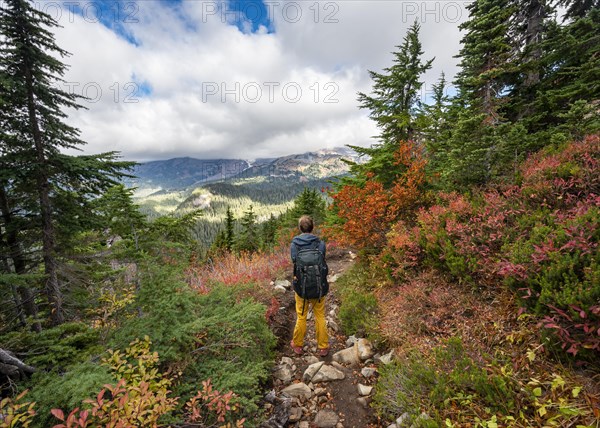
[524,0,545,87]
[0,184,42,331]
[24,65,64,325]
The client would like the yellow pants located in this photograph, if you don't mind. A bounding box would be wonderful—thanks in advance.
[292,294,329,350]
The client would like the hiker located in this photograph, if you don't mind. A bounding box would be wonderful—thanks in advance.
[290,215,329,357]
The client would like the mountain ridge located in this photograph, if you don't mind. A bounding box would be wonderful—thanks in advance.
[124,146,363,192]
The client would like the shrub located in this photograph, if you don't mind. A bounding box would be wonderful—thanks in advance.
[110,264,275,419]
[388,136,600,360]
[373,337,514,426]
[335,265,380,338]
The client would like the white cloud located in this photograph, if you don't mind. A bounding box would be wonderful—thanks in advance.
[49,0,469,161]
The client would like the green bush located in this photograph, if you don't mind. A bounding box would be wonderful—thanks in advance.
[335,265,379,338]
[25,362,112,428]
[0,322,102,370]
[373,337,513,425]
[110,263,275,420]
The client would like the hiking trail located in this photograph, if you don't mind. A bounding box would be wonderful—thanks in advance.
[262,247,390,428]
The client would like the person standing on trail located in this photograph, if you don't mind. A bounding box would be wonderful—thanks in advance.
[290,215,329,357]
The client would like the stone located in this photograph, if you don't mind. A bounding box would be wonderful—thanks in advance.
[269,280,275,286]
[387,425,398,428]
[329,309,336,317]
[396,412,410,426]
[303,361,325,382]
[328,273,339,283]
[289,407,302,422]
[378,350,394,365]
[304,355,319,365]
[307,310,313,320]
[331,361,345,372]
[275,279,291,289]
[318,395,328,404]
[314,409,339,428]
[327,319,340,332]
[281,382,311,400]
[312,364,345,382]
[349,251,357,259]
[346,335,358,347]
[273,366,293,383]
[273,285,287,294]
[356,397,370,408]
[409,413,430,428]
[361,367,377,378]
[299,422,310,428]
[357,338,374,360]
[357,384,373,396]
[332,346,359,366]
[313,387,327,396]
[280,356,294,366]
[336,424,344,428]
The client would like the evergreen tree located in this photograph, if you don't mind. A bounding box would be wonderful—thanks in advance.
[346,21,433,188]
[224,206,235,251]
[454,0,514,123]
[0,0,132,325]
[236,205,259,253]
[420,73,451,175]
[288,188,327,225]
[527,8,600,138]
[261,213,279,249]
[435,0,515,187]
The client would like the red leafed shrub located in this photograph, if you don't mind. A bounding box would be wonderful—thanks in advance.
[388,136,600,360]
[327,140,427,249]
[186,246,290,294]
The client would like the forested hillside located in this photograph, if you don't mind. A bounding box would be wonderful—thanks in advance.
[0,0,599,427]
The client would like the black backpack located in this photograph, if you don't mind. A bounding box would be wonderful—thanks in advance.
[293,240,328,300]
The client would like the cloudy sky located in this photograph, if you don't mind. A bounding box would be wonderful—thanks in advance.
[43,0,470,161]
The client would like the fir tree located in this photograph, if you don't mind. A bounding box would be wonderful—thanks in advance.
[347,21,433,188]
[236,205,259,253]
[224,206,235,252]
[0,0,132,325]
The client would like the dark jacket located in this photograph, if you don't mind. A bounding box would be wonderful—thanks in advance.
[291,233,328,296]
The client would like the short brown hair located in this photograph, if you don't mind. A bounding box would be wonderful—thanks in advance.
[298,215,314,233]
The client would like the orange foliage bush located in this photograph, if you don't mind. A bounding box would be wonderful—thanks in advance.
[327,141,427,249]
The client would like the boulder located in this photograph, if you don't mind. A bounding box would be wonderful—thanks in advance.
[357,384,373,396]
[345,335,359,347]
[289,407,302,422]
[275,279,291,289]
[327,319,340,332]
[304,355,319,365]
[312,364,345,382]
[378,350,394,365]
[314,409,339,428]
[273,285,287,294]
[332,346,359,366]
[273,366,293,383]
[396,413,411,427]
[357,338,374,360]
[280,356,294,366]
[303,361,325,382]
[361,367,377,378]
[281,382,311,400]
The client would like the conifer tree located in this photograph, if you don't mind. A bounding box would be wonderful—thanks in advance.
[346,21,433,188]
[0,0,132,325]
[420,73,450,174]
[236,205,259,253]
[224,206,235,252]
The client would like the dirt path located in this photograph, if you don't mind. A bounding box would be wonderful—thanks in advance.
[263,247,380,428]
